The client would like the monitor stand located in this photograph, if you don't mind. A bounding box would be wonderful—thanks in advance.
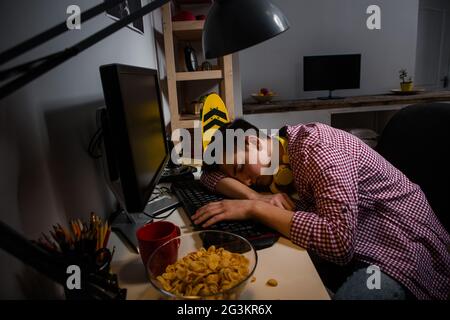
[318,90,345,100]
[110,194,180,253]
[110,211,150,254]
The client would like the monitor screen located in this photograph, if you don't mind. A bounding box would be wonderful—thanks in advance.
[100,64,168,213]
[303,54,361,91]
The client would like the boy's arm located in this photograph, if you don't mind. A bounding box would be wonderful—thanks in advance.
[286,144,358,266]
[216,177,261,200]
[200,170,259,199]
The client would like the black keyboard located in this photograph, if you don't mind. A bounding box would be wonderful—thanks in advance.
[171,180,279,250]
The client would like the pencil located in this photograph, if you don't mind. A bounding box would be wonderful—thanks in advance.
[103,224,111,248]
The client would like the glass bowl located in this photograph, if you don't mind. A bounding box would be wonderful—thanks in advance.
[147,230,257,300]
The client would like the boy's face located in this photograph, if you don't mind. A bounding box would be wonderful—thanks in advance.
[219,136,273,188]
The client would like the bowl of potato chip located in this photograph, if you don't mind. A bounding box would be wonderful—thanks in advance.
[147,230,257,300]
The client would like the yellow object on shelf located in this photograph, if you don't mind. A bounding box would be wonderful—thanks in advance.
[201,94,230,151]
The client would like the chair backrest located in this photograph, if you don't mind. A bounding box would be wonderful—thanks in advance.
[376,102,450,231]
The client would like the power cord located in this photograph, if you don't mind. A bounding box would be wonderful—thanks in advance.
[142,186,178,220]
[148,186,171,202]
[88,127,103,159]
[145,207,178,220]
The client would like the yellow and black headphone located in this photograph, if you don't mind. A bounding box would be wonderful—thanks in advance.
[269,136,294,194]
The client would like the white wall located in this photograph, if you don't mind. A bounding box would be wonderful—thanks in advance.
[239,0,420,103]
[0,0,162,299]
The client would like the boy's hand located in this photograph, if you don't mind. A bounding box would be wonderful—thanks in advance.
[192,200,256,228]
[256,193,295,211]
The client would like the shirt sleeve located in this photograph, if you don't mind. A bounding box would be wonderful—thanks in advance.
[290,144,358,266]
[293,198,313,212]
[200,169,227,192]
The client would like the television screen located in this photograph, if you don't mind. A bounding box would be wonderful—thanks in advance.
[304,54,361,92]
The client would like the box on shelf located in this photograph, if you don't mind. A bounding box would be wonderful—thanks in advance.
[185,101,203,115]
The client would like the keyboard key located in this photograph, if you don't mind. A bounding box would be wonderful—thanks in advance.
[171,180,280,250]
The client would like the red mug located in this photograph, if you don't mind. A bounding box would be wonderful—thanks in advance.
[136,221,181,271]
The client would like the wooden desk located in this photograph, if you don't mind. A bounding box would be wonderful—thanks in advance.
[109,206,330,300]
[243,91,450,115]
[242,91,450,131]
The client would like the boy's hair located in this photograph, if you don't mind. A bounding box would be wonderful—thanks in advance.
[202,118,263,173]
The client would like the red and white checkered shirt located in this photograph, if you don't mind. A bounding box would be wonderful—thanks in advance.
[201,123,450,300]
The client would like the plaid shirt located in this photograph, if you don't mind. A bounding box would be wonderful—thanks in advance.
[201,123,450,300]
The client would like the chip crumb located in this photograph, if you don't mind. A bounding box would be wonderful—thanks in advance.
[251,276,256,283]
[266,279,278,287]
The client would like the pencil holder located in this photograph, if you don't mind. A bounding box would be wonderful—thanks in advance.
[35,213,126,300]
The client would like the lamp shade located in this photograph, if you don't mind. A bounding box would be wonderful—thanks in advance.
[203,0,290,59]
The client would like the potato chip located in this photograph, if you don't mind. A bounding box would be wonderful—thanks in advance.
[191,283,204,296]
[207,253,220,270]
[266,279,278,287]
[206,273,219,285]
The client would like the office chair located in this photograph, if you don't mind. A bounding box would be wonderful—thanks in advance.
[376,102,450,232]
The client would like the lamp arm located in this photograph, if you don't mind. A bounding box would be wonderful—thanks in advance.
[0,0,127,66]
[0,0,170,100]
[0,51,66,81]
[0,220,67,285]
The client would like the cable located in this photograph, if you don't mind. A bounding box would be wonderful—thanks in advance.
[88,127,103,159]
[144,207,177,220]
[147,186,171,203]
[142,187,179,220]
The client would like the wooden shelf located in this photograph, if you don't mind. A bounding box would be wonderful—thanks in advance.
[173,20,204,40]
[179,114,200,121]
[176,70,223,81]
[177,115,201,129]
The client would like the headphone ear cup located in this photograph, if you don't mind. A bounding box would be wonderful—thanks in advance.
[273,165,294,186]
[270,182,281,194]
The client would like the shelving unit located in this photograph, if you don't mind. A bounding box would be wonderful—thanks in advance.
[162,3,235,130]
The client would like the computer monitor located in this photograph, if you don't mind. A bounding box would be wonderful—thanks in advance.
[303,54,361,99]
[99,64,177,251]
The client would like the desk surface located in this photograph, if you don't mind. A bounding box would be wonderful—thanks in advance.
[110,206,330,300]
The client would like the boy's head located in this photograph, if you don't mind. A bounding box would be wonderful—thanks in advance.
[202,119,276,188]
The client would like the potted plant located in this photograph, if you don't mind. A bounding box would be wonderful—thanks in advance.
[399,69,413,92]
